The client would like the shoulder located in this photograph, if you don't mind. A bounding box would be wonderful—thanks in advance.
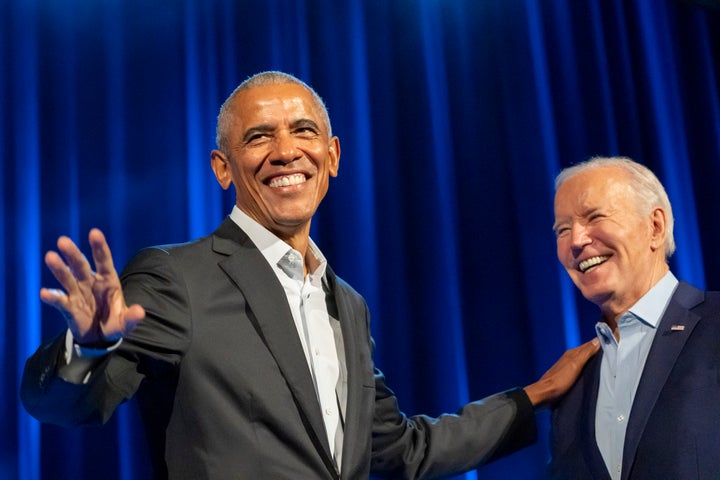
[120,236,218,281]
[671,283,720,345]
[675,282,720,310]
[123,217,246,269]
[138,236,213,259]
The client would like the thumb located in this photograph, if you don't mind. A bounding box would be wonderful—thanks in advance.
[123,304,146,332]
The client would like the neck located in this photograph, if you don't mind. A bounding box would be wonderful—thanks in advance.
[599,263,669,332]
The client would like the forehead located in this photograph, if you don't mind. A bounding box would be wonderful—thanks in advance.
[232,83,324,125]
[555,167,632,213]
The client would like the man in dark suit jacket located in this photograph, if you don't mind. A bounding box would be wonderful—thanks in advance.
[548,156,720,480]
[21,71,598,479]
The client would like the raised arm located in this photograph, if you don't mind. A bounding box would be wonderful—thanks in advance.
[39,228,145,346]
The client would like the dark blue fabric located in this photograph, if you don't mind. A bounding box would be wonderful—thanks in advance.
[2,1,719,478]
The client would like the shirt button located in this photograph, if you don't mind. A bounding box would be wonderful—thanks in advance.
[325,408,333,416]
[617,414,625,422]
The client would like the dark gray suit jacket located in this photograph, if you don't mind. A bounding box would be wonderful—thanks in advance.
[22,218,536,479]
[548,282,720,480]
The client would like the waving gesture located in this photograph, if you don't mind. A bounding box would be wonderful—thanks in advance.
[39,228,145,346]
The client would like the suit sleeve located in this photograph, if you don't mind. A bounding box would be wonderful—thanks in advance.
[370,369,537,479]
[329,273,536,479]
[20,247,191,427]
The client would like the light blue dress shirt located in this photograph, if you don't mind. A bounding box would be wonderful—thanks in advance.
[594,271,678,479]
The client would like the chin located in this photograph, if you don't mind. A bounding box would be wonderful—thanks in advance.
[576,281,608,301]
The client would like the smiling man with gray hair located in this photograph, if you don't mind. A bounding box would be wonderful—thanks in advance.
[549,156,720,479]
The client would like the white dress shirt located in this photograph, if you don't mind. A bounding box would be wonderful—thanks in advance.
[229,207,346,469]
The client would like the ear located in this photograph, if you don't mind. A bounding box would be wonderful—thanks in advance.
[649,207,667,252]
[211,150,232,190]
[328,136,340,177]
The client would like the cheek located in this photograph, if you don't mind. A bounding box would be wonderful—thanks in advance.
[556,239,570,263]
[233,163,260,189]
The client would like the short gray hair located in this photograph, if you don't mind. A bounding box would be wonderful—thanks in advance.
[215,71,332,153]
[554,156,675,257]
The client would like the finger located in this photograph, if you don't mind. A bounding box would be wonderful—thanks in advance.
[99,304,146,342]
[39,287,69,310]
[120,304,146,334]
[44,250,82,295]
[39,288,80,327]
[125,304,146,324]
[579,338,600,356]
[88,229,118,278]
[564,338,600,369]
[57,236,95,282]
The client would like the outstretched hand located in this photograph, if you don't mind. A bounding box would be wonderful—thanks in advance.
[39,228,145,346]
[524,338,600,409]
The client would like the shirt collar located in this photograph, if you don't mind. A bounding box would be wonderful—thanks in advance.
[627,270,679,328]
[594,271,678,347]
[228,206,327,278]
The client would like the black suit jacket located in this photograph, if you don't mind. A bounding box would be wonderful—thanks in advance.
[22,218,536,479]
[548,282,720,480]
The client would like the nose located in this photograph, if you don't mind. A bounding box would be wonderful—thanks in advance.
[570,223,591,254]
[270,131,301,165]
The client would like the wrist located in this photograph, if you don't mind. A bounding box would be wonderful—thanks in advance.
[524,378,554,409]
[74,338,118,349]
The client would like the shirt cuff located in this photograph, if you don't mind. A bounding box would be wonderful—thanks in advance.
[63,329,123,364]
[60,330,122,384]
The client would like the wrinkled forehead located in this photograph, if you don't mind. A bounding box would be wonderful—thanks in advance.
[233,83,325,124]
[554,167,635,217]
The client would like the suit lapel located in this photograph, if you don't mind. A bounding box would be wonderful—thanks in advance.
[621,283,703,479]
[581,353,612,478]
[211,219,336,473]
[325,267,367,477]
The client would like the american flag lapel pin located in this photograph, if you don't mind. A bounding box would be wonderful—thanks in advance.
[670,325,686,331]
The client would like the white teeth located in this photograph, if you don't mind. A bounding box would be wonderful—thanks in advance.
[269,173,306,188]
[579,255,610,273]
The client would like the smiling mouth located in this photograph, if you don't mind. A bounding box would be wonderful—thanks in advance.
[578,255,610,273]
[268,173,307,188]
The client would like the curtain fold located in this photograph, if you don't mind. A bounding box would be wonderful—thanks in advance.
[3,1,719,478]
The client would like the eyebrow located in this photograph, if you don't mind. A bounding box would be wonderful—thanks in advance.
[551,207,603,232]
[290,118,320,131]
[241,118,321,143]
[242,124,274,143]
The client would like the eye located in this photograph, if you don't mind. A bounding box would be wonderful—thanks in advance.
[245,133,271,145]
[291,119,321,138]
[554,226,570,238]
[294,126,319,138]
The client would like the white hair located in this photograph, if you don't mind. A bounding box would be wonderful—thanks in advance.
[555,156,675,257]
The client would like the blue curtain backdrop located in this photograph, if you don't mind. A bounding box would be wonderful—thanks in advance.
[2,0,720,478]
